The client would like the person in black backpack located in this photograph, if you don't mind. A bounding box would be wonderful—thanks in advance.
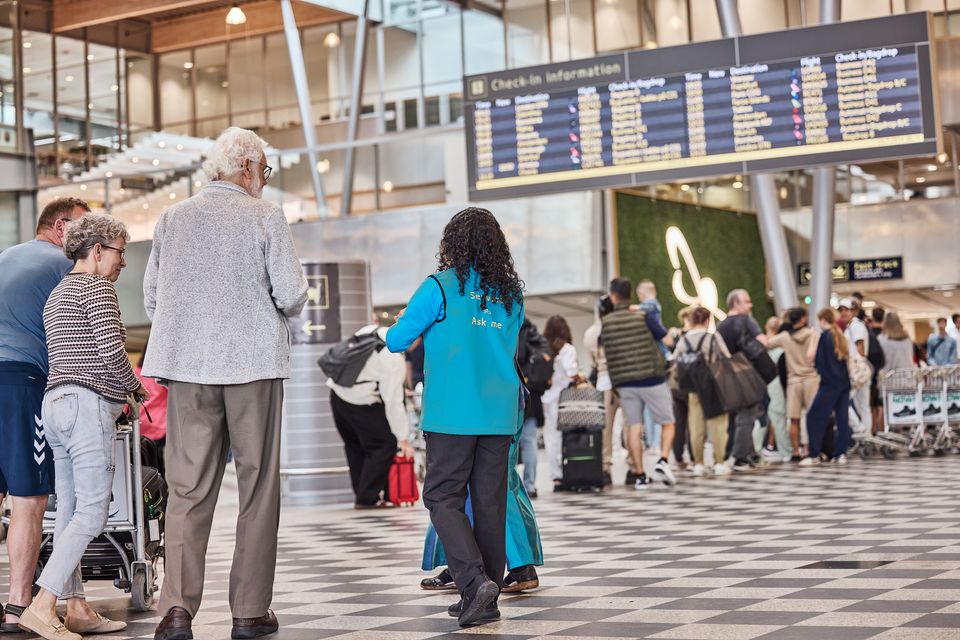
[517,318,551,497]
[327,325,412,509]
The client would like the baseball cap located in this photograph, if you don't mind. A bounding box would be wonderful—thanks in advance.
[837,297,853,309]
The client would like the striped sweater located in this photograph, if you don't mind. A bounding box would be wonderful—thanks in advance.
[44,273,140,403]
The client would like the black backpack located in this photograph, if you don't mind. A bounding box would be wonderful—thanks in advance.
[519,322,553,395]
[676,334,710,393]
[318,332,384,386]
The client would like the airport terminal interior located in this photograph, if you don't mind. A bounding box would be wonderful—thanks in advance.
[2,0,960,639]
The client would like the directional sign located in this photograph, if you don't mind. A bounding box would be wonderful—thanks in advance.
[289,263,341,345]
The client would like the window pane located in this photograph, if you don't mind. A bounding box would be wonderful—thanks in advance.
[55,31,88,173]
[463,11,504,74]
[266,33,298,131]
[126,54,153,136]
[159,50,193,128]
[229,37,265,132]
[195,43,228,135]
[506,2,549,68]
[595,0,640,52]
[303,26,337,122]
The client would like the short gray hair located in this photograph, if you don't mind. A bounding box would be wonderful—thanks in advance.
[726,288,748,311]
[63,213,129,261]
[202,127,268,181]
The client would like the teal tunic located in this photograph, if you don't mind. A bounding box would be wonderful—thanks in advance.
[386,268,524,436]
[422,437,543,570]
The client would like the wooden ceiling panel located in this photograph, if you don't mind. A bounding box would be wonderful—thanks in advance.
[151,1,345,53]
[53,0,223,32]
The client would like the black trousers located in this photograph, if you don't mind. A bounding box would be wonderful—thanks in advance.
[672,391,690,462]
[329,391,398,506]
[422,432,511,595]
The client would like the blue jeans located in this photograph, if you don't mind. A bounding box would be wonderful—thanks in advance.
[35,385,123,598]
[519,417,538,494]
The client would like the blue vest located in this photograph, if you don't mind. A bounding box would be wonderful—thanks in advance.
[386,268,523,436]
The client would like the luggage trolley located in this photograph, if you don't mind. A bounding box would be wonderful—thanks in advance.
[31,395,165,611]
[930,365,960,454]
[867,368,922,458]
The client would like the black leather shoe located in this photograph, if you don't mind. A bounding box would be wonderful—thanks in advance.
[419,568,456,590]
[231,610,278,640]
[502,565,539,593]
[625,470,638,485]
[155,607,193,640]
[447,600,499,620]
[602,472,612,487]
[459,579,500,627]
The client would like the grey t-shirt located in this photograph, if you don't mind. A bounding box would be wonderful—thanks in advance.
[0,240,73,373]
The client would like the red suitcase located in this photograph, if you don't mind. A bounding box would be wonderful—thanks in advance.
[387,455,419,506]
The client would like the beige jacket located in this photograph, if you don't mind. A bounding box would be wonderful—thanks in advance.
[768,326,819,381]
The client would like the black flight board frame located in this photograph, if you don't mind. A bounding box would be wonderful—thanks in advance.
[463,12,940,201]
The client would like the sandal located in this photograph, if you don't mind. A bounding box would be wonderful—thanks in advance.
[0,604,26,634]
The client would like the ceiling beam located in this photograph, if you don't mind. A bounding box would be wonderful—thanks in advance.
[151,1,344,53]
[53,0,215,33]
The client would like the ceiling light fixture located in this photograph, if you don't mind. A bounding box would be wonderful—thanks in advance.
[226,4,247,25]
[937,152,948,164]
[927,164,938,172]
[23,42,31,49]
[183,61,194,70]
[323,32,341,48]
[916,176,926,183]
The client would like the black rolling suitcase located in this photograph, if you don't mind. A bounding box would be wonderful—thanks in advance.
[561,428,604,490]
[558,387,605,491]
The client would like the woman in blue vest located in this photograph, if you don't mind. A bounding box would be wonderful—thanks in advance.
[386,207,525,627]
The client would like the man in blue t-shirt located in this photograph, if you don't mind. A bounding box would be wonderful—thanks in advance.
[0,197,88,632]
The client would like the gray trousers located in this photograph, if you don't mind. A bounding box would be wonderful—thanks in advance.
[37,385,124,598]
[158,379,283,619]
[731,404,761,461]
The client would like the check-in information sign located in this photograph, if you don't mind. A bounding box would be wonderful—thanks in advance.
[464,12,939,200]
[797,256,903,286]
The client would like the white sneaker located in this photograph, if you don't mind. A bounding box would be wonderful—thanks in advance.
[834,454,848,465]
[713,463,731,475]
[761,446,781,460]
[635,476,649,490]
[654,459,676,486]
[781,455,793,463]
[798,457,820,467]
[692,463,705,476]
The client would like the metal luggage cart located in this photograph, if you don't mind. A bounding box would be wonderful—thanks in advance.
[931,365,960,454]
[858,368,920,459]
[6,396,165,611]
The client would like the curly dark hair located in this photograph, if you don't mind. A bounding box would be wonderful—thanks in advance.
[437,207,524,315]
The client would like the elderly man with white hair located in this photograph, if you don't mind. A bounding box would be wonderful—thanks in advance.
[143,127,308,640]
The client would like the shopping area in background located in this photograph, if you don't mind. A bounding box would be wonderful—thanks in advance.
[505,282,960,494]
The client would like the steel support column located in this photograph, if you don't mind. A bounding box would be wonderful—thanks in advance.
[341,0,370,216]
[715,0,797,312]
[280,0,328,216]
[810,0,840,314]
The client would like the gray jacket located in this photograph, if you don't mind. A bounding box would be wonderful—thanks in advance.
[142,181,308,384]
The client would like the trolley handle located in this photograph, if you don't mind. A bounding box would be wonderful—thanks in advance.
[130,393,153,424]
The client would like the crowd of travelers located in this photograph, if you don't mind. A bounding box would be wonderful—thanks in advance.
[1,124,958,638]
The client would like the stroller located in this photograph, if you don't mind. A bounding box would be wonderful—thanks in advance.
[32,395,166,611]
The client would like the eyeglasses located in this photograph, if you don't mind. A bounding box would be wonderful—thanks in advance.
[101,244,126,259]
[250,160,273,182]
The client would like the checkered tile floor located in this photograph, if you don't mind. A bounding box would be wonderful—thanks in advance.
[3,454,960,640]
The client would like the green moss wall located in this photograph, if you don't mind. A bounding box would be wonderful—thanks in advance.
[615,192,774,327]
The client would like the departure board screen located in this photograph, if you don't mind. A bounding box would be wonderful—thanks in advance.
[464,12,940,200]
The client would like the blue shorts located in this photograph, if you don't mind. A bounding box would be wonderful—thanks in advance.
[0,362,55,496]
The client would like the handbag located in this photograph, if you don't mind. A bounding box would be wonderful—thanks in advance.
[847,352,872,390]
[557,386,605,431]
[738,331,778,384]
[709,335,766,414]
[387,455,419,506]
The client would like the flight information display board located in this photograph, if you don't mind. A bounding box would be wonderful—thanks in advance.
[464,12,940,200]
